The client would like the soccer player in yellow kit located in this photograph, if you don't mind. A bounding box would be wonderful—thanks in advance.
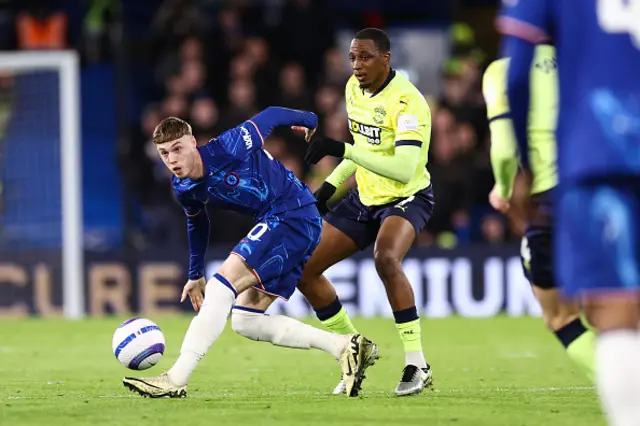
[483,45,595,381]
[296,28,435,396]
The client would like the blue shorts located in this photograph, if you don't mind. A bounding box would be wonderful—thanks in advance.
[521,189,556,289]
[556,179,640,298]
[231,204,322,300]
[325,186,435,250]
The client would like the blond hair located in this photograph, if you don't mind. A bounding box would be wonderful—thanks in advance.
[152,116,192,145]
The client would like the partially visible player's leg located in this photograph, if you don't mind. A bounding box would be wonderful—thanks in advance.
[297,220,361,335]
[231,210,377,397]
[123,254,257,397]
[231,287,380,395]
[557,183,640,426]
[521,220,595,381]
[297,193,378,395]
[299,190,378,335]
[232,287,351,359]
[375,188,434,396]
[532,286,595,381]
[375,215,432,395]
[585,293,640,426]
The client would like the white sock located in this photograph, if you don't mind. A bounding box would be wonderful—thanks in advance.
[167,275,237,386]
[596,330,640,426]
[231,308,349,359]
[406,351,427,369]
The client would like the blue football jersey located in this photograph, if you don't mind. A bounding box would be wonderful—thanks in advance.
[498,0,640,183]
[172,120,316,220]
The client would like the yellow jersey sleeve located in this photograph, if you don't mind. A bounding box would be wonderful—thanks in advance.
[392,92,431,145]
[482,47,558,198]
[483,58,518,198]
[482,58,510,120]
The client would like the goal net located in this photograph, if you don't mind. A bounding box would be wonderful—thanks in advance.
[0,51,83,319]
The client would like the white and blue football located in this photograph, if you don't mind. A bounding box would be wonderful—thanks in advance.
[112,318,165,370]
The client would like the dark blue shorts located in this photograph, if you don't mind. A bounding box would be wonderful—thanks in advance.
[231,204,322,300]
[324,186,435,250]
[521,189,556,289]
[556,179,640,298]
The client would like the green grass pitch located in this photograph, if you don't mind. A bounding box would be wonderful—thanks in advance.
[0,316,603,426]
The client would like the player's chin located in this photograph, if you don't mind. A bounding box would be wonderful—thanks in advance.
[358,80,371,89]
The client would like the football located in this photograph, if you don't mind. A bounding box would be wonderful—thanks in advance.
[112,318,165,370]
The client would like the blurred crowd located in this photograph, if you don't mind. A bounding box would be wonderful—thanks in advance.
[6,0,524,250]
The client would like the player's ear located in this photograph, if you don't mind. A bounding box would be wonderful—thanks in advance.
[383,51,391,66]
[191,135,197,146]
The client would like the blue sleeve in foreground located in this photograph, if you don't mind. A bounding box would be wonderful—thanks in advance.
[175,190,210,280]
[186,208,210,280]
[505,35,535,170]
[250,106,318,139]
[496,0,550,45]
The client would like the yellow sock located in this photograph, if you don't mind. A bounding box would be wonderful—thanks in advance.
[321,307,358,335]
[555,318,595,382]
[566,328,596,382]
[396,319,427,367]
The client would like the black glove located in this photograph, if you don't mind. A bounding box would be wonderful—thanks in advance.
[313,182,337,215]
[304,137,346,165]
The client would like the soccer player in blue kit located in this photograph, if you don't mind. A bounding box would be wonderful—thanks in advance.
[122,107,378,398]
[497,1,640,424]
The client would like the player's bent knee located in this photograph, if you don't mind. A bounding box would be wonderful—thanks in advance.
[373,250,402,280]
[230,309,297,348]
[217,254,259,294]
[231,309,263,340]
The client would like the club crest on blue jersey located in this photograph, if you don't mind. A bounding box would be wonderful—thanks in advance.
[223,172,240,187]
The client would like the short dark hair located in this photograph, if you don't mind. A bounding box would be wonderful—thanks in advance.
[153,116,192,145]
[354,28,391,53]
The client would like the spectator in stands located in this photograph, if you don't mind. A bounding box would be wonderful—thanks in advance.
[321,47,352,87]
[314,85,343,119]
[480,214,507,245]
[16,0,68,50]
[190,96,219,144]
[277,62,313,111]
[243,36,278,107]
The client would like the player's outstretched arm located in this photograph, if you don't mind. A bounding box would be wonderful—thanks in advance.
[219,107,318,159]
[305,137,421,184]
[250,106,318,141]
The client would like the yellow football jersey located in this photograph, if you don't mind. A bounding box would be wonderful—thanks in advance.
[482,45,558,195]
[345,70,431,206]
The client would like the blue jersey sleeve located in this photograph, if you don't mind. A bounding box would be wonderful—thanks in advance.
[496,0,551,171]
[505,36,536,170]
[174,189,210,281]
[496,0,551,44]
[218,107,318,160]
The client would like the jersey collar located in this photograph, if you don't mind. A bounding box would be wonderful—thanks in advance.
[367,68,396,98]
